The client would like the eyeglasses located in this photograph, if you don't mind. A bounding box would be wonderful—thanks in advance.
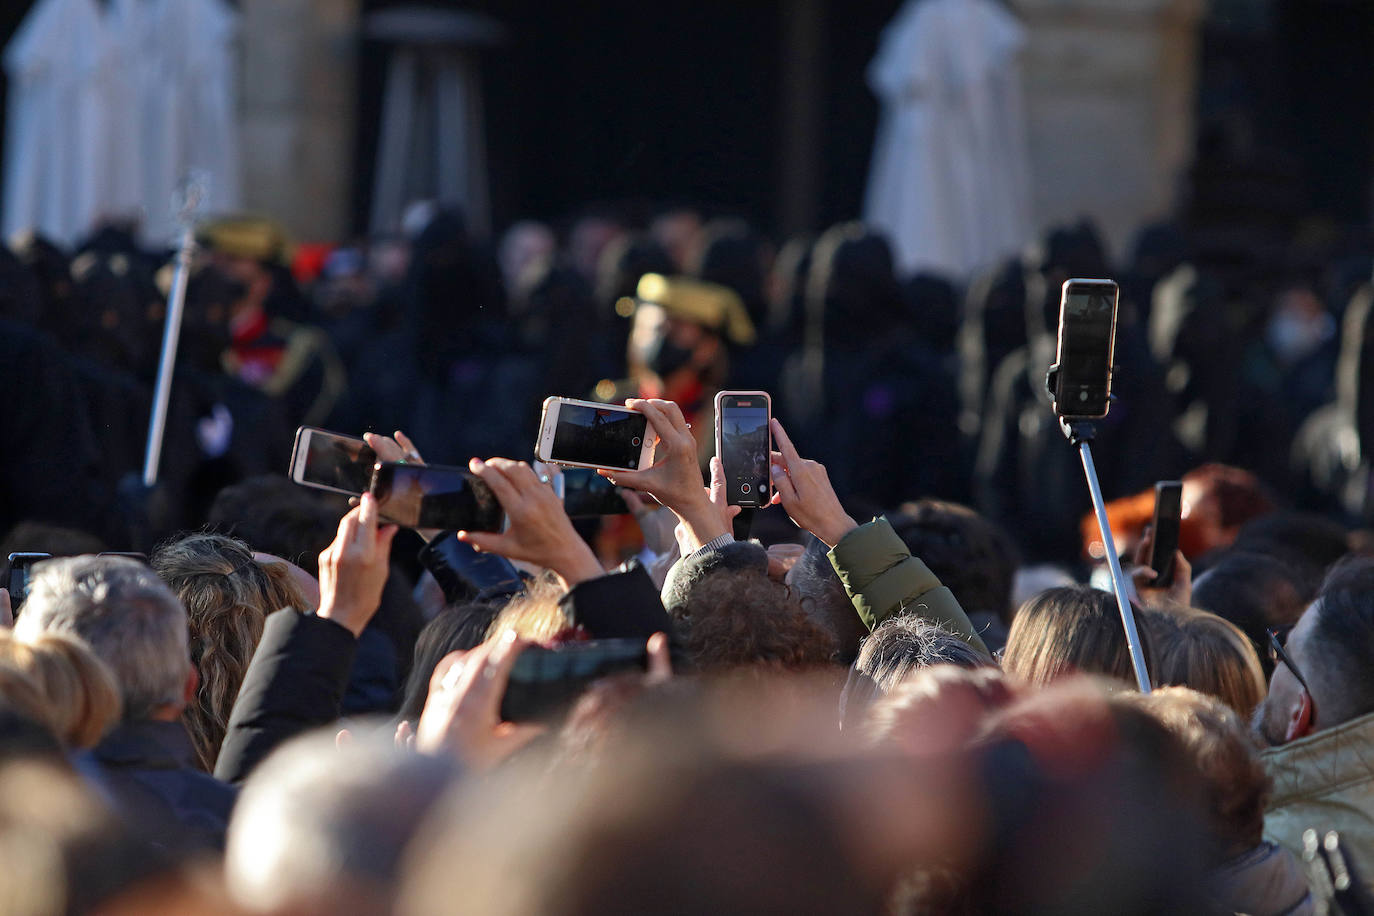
[1268,625,1311,694]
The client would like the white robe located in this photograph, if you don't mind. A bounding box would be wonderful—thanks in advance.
[863,0,1032,279]
[2,0,240,247]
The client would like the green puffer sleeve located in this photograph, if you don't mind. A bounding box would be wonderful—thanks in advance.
[827,516,990,657]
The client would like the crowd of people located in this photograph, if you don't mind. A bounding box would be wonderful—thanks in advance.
[1,198,1374,913]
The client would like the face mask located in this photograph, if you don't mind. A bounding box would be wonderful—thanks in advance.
[643,333,694,378]
[1266,311,1333,365]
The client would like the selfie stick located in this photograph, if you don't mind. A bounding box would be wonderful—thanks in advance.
[141,174,205,487]
[1047,373,1153,693]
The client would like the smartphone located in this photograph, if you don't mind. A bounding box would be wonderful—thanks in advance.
[500,639,649,722]
[6,553,52,613]
[1148,481,1183,588]
[289,426,378,496]
[369,462,505,532]
[1052,279,1119,419]
[562,467,631,517]
[535,397,655,472]
[715,391,772,507]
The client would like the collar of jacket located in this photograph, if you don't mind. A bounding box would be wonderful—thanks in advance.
[1207,841,1313,916]
[92,719,199,772]
[1261,708,1374,808]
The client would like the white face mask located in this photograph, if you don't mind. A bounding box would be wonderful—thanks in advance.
[1266,309,1334,365]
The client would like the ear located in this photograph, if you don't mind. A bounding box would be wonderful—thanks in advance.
[1284,689,1315,743]
[182,666,200,706]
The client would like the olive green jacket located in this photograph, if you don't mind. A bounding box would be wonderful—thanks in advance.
[1261,709,1374,902]
[827,517,991,658]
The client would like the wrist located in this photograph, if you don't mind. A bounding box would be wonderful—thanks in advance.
[316,600,365,637]
[675,504,730,552]
[814,515,859,549]
[552,543,604,588]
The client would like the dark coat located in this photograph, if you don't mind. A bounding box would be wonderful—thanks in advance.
[86,719,237,853]
[214,609,358,784]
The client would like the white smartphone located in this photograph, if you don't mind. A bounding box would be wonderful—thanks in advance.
[289,426,378,496]
[714,390,772,508]
[534,397,655,472]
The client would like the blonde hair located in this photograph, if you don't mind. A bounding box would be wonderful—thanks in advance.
[486,573,573,643]
[0,633,121,748]
[153,533,308,770]
[1146,606,1266,721]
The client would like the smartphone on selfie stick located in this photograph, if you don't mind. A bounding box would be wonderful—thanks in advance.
[1045,279,1151,693]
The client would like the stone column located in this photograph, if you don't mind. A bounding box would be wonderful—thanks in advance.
[1011,0,1205,258]
[237,0,360,242]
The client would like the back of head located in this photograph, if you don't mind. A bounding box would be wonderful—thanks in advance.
[226,729,457,916]
[1305,556,1374,725]
[1003,586,1152,688]
[1123,686,1269,861]
[841,616,992,731]
[786,536,866,666]
[1233,511,1350,582]
[152,533,302,769]
[865,665,1018,755]
[890,500,1018,624]
[0,633,121,749]
[1192,550,1309,666]
[208,475,339,575]
[1146,608,1266,722]
[15,556,189,721]
[397,603,499,723]
[0,522,105,559]
[663,543,837,673]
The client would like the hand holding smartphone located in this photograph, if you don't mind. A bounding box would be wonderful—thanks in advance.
[1147,481,1183,588]
[534,397,654,472]
[369,462,505,532]
[714,391,772,508]
[290,426,378,496]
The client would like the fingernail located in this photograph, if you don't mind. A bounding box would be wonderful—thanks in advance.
[502,629,518,645]
[469,457,484,471]
[771,465,783,477]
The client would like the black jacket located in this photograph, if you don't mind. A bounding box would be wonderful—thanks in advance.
[559,565,675,641]
[87,718,237,853]
[214,609,358,784]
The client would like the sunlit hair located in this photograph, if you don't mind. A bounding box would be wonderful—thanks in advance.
[16,556,189,722]
[486,574,573,644]
[152,533,308,771]
[1002,585,1154,689]
[0,633,121,748]
[865,664,1019,755]
[1121,686,1270,861]
[1145,606,1266,721]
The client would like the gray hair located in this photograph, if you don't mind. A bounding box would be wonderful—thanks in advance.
[225,728,458,914]
[14,556,190,720]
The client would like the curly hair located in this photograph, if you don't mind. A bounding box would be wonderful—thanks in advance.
[152,533,307,771]
[670,567,838,674]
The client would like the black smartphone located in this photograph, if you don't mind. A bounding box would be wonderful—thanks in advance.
[714,390,772,508]
[369,462,505,532]
[6,552,52,613]
[1052,279,1119,419]
[561,467,631,517]
[500,639,649,722]
[289,426,378,497]
[1148,481,1183,588]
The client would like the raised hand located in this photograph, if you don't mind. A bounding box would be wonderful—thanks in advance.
[768,418,857,548]
[459,458,604,587]
[603,398,729,550]
[413,635,546,770]
[1130,526,1192,609]
[363,430,442,542]
[316,493,399,637]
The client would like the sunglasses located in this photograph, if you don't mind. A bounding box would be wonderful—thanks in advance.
[1268,625,1311,695]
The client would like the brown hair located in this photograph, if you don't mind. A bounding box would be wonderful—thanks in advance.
[1122,686,1270,860]
[152,533,308,770]
[1145,607,1266,721]
[0,633,121,748]
[671,568,837,673]
[1002,586,1154,689]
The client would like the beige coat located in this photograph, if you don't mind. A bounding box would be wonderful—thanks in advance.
[1261,709,1374,900]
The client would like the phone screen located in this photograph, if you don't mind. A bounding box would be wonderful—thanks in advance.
[1056,283,1117,418]
[371,464,505,532]
[299,430,377,495]
[550,404,649,470]
[562,468,630,517]
[718,395,771,507]
[1149,481,1183,587]
[6,553,51,612]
